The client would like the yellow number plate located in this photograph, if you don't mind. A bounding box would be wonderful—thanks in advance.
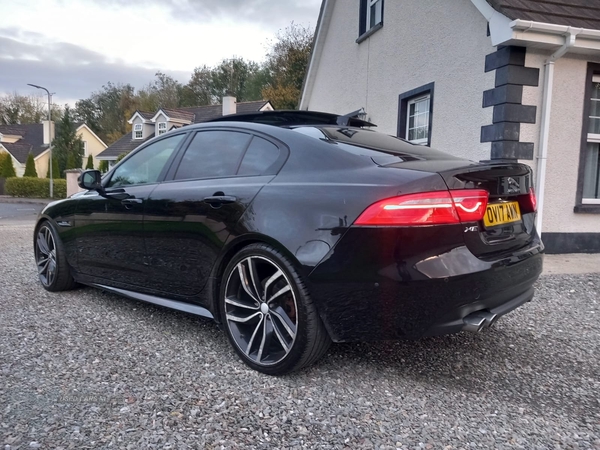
[483,201,522,228]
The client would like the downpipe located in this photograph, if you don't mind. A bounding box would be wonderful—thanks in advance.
[535,28,581,233]
[462,310,498,333]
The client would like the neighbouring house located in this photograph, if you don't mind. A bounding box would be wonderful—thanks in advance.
[0,122,107,177]
[301,0,600,253]
[96,97,274,167]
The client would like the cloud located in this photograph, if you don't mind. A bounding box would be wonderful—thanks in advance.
[0,32,189,105]
[93,0,321,29]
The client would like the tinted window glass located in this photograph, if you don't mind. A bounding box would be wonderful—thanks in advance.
[108,133,184,188]
[175,131,251,180]
[237,137,280,176]
[292,126,460,161]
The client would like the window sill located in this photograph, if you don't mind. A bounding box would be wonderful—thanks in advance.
[573,204,600,214]
[356,23,383,44]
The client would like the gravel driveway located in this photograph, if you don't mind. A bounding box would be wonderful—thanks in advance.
[1,224,598,449]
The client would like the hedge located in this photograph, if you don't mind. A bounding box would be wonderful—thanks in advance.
[5,177,67,199]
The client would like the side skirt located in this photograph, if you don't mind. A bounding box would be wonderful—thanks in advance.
[90,283,214,319]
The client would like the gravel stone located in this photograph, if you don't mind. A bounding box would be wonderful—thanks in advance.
[1,224,599,449]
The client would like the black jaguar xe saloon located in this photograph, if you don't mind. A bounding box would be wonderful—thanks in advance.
[34,111,543,374]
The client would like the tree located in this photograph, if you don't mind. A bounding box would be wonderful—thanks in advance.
[86,154,94,169]
[183,65,214,106]
[0,152,16,178]
[209,58,262,103]
[66,152,80,170]
[262,23,314,109]
[73,99,101,135]
[46,157,60,179]
[0,93,63,125]
[52,106,84,176]
[182,59,267,107]
[0,93,45,124]
[88,82,137,144]
[23,153,38,177]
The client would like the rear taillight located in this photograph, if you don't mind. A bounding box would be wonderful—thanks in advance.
[354,190,489,226]
[450,189,489,223]
[518,187,537,214]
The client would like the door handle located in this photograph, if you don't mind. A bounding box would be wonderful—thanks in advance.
[203,195,237,205]
[121,198,143,208]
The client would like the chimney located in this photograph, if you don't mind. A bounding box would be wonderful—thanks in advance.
[42,120,55,145]
[222,96,236,116]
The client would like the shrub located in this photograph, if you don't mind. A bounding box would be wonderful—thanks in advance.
[46,157,61,179]
[0,153,16,178]
[99,160,109,173]
[24,153,38,178]
[5,177,67,199]
[86,155,94,169]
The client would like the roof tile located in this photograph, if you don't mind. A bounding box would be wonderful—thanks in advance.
[487,0,600,29]
[0,123,48,163]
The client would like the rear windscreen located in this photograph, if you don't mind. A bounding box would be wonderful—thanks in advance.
[291,126,460,164]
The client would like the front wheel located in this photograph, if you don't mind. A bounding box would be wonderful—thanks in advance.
[34,221,77,292]
[219,243,331,375]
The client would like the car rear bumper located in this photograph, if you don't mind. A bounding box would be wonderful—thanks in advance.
[307,226,544,342]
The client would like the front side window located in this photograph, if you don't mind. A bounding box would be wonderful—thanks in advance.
[583,75,600,204]
[133,123,143,139]
[158,122,167,135]
[358,0,383,40]
[108,133,184,188]
[174,130,252,180]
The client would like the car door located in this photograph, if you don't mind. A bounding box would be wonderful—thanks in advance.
[144,129,284,298]
[74,132,186,287]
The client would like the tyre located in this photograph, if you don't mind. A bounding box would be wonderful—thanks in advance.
[219,243,331,375]
[34,221,77,292]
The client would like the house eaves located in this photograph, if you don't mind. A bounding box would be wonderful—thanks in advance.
[471,0,600,53]
[127,110,154,125]
[76,123,108,149]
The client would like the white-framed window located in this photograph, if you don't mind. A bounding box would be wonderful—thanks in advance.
[406,95,431,145]
[134,123,143,140]
[366,0,383,30]
[583,74,600,204]
[82,141,88,157]
[358,0,383,40]
[158,122,167,135]
[398,83,434,147]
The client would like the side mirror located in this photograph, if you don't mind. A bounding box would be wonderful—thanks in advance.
[78,170,103,191]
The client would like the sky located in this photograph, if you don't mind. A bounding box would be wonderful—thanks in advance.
[0,0,322,106]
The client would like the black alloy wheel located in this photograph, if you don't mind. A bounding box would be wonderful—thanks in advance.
[34,222,77,292]
[220,243,330,375]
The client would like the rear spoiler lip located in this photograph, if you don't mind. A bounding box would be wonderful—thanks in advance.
[205,110,377,128]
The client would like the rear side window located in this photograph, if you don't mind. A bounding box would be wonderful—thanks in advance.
[238,137,280,176]
[174,131,251,180]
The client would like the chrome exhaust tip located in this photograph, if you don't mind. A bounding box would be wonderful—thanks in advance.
[462,310,498,332]
[463,315,487,332]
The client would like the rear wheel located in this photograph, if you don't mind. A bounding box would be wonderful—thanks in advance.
[219,243,331,375]
[35,221,77,292]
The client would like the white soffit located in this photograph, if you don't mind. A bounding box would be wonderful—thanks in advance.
[471,0,600,53]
